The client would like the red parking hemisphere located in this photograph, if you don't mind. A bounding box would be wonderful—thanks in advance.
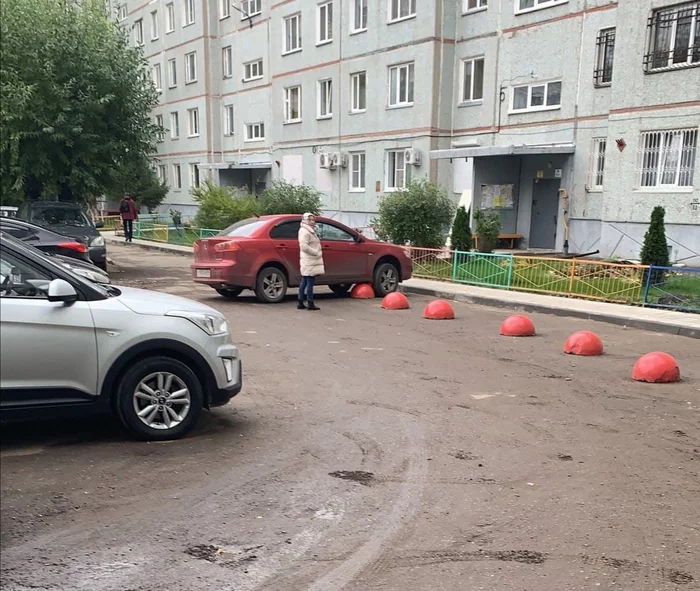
[564,330,604,356]
[382,292,410,310]
[632,352,681,383]
[423,299,455,320]
[499,314,536,337]
[350,283,375,299]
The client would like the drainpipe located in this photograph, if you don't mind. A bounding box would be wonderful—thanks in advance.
[560,188,570,255]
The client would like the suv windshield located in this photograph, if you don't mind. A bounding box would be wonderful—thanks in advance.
[30,206,92,228]
[219,218,268,237]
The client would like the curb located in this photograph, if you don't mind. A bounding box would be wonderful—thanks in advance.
[106,237,193,257]
[400,284,699,340]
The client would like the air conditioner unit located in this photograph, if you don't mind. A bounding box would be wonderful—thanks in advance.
[337,153,348,168]
[327,152,340,169]
[319,153,330,169]
[404,148,422,166]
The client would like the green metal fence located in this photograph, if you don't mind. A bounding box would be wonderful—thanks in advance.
[452,251,513,289]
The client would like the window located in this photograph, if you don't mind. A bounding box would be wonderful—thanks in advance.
[461,57,484,102]
[284,13,302,53]
[386,150,410,189]
[318,2,333,44]
[189,163,200,188]
[222,46,233,78]
[185,52,197,83]
[463,0,487,13]
[170,111,179,139]
[184,0,195,25]
[168,58,177,87]
[645,2,700,72]
[388,62,414,107]
[155,115,164,142]
[152,63,162,91]
[134,19,144,46]
[157,165,167,183]
[270,221,300,239]
[516,0,568,14]
[637,128,698,189]
[588,138,606,190]
[594,28,615,86]
[244,59,263,81]
[187,108,200,137]
[388,0,416,22]
[245,122,265,141]
[173,164,182,189]
[350,71,366,112]
[220,0,230,18]
[166,3,175,32]
[317,223,355,241]
[350,152,366,190]
[0,250,51,300]
[118,4,128,20]
[150,10,159,39]
[224,105,234,136]
[242,0,261,17]
[284,86,301,123]
[511,80,561,112]
[318,79,332,118]
[352,0,367,32]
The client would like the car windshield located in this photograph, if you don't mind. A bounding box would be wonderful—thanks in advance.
[218,218,268,237]
[31,206,92,228]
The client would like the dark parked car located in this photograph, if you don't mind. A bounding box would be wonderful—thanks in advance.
[0,217,92,263]
[191,214,413,303]
[17,201,107,270]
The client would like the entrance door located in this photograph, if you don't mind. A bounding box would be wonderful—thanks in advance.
[529,179,560,249]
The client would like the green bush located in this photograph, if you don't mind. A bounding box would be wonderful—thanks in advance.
[192,181,260,229]
[474,210,501,253]
[640,205,670,267]
[258,180,322,215]
[371,179,455,248]
[450,206,472,252]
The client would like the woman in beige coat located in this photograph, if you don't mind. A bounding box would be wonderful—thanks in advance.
[297,213,325,310]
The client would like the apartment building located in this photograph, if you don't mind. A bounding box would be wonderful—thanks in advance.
[116,0,700,263]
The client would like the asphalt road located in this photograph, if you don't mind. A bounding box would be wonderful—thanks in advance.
[1,243,699,591]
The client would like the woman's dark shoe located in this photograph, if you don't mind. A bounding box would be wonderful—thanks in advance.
[307,303,320,311]
[297,301,306,310]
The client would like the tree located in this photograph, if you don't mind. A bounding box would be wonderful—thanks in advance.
[371,179,456,248]
[450,206,472,252]
[258,180,322,215]
[640,206,670,267]
[0,0,161,204]
[105,158,167,213]
[473,210,502,253]
[192,182,260,229]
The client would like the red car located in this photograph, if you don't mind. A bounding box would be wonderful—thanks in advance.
[191,215,412,303]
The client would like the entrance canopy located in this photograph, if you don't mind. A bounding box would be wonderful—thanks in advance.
[430,142,576,160]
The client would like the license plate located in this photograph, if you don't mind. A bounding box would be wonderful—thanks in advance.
[196,269,211,278]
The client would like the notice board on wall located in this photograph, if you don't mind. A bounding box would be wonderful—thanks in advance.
[480,183,515,210]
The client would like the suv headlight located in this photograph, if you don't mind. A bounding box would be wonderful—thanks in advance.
[91,235,105,247]
[166,311,228,336]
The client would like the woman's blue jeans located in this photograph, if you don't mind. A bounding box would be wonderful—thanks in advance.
[298,276,315,302]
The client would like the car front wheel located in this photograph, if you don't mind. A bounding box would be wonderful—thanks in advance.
[254,266,288,303]
[372,262,400,297]
[115,356,204,441]
[329,283,352,296]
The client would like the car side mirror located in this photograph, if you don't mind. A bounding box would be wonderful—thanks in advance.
[47,278,78,304]
[94,220,104,229]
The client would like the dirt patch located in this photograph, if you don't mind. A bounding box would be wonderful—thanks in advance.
[557,454,574,461]
[485,550,546,564]
[329,470,375,486]
[451,451,478,461]
[666,569,694,585]
[186,544,221,562]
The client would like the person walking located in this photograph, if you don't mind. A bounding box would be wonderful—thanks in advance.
[119,194,138,242]
[298,213,324,311]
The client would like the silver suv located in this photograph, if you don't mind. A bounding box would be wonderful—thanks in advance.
[0,233,242,440]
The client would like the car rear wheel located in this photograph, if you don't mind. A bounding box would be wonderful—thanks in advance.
[115,356,203,441]
[254,266,288,303]
[216,287,243,299]
[329,283,352,296]
[372,262,400,297]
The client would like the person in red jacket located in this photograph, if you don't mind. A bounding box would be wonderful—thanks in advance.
[119,194,138,242]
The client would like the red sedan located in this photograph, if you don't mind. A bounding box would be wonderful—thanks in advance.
[191,215,412,303]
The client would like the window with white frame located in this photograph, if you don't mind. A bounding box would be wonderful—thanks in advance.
[637,128,698,188]
[284,13,302,53]
[351,0,368,32]
[184,0,195,25]
[220,0,230,18]
[168,58,177,87]
[189,163,200,188]
[645,2,700,72]
[185,52,197,83]
[118,4,128,20]
[170,111,179,139]
[134,19,144,46]
[350,152,366,190]
[511,80,561,112]
[388,0,416,22]
[152,63,162,91]
[222,46,233,78]
[461,57,484,102]
[284,86,301,122]
[318,2,333,43]
[157,165,167,183]
[155,114,164,142]
[187,107,200,136]
[150,10,159,39]
[350,71,366,112]
[245,122,265,141]
[588,138,606,190]
[242,0,261,17]
[318,79,332,118]
[594,28,615,86]
[463,0,487,13]
[516,0,568,14]
[166,3,175,32]
[388,62,414,107]
[244,59,263,81]
[173,164,182,189]
[224,105,234,136]
[386,150,410,189]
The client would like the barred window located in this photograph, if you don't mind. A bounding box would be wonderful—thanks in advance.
[636,128,698,188]
[588,138,606,190]
[644,1,700,72]
[594,28,615,86]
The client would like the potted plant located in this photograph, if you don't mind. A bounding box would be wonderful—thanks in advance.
[474,210,501,253]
